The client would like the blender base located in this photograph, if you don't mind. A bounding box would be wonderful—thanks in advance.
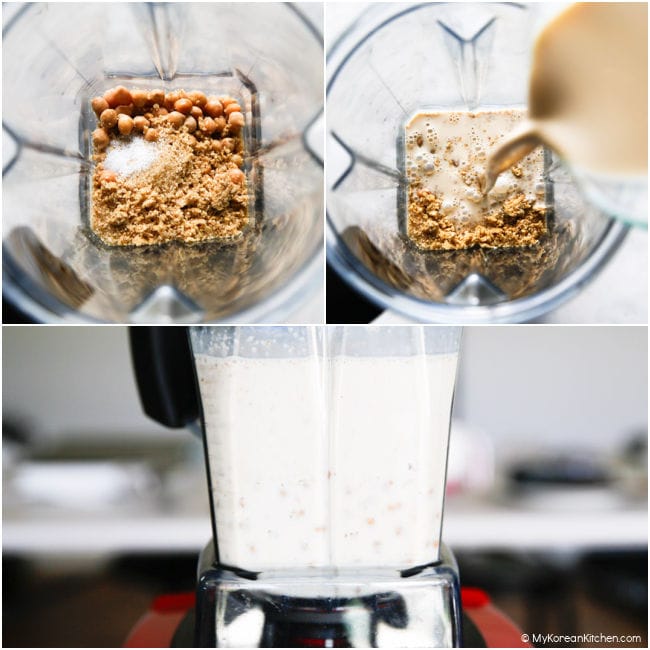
[124,587,531,648]
[194,545,463,647]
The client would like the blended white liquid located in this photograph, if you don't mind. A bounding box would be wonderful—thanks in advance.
[329,355,457,568]
[197,355,329,571]
[196,352,457,572]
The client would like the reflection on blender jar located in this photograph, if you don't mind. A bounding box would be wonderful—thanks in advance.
[2,326,647,647]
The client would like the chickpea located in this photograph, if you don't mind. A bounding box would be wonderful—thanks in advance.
[184,116,197,133]
[133,116,149,132]
[174,97,193,115]
[144,128,159,142]
[213,116,227,133]
[99,108,118,129]
[187,91,207,107]
[104,85,133,108]
[218,95,237,107]
[232,154,244,167]
[131,89,148,108]
[167,111,186,128]
[203,99,223,118]
[115,104,134,116]
[190,106,203,120]
[221,138,235,153]
[91,96,109,117]
[156,107,169,116]
[229,168,245,184]
[200,117,218,135]
[211,139,222,152]
[118,114,134,136]
[224,103,242,116]
[92,128,110,150]
[228,111,245,129]
[148,89,165,105]
[164,90,183,111]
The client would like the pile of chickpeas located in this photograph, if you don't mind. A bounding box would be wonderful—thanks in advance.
[91,85,246,151]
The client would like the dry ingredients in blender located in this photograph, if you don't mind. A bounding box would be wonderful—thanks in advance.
[90,86,248,246]
[405,109,547,251]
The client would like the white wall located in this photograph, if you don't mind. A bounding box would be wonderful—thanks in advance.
[2,326,170,441]
[2,326,647,456]
[454,326,647,458]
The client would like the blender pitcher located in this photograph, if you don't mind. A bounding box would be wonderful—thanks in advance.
[326,3,632,323]
[3,3,323,323]
[130,325,463,647]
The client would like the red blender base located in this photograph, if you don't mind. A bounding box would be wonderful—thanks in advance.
[124,587,531,648]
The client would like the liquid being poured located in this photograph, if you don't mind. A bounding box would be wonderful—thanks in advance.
[486,3,648,194]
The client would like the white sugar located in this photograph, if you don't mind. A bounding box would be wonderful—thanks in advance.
[104,137,160,176]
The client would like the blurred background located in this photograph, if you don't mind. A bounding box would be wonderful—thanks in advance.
[2,325,647,647]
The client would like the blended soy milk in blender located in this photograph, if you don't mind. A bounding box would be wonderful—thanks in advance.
[328,353,458,568]
[195,349,458,572]
[196,355,329,570]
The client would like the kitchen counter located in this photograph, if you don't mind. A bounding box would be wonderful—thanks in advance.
[4,491,645,556]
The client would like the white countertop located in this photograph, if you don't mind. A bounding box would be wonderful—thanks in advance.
[4,491,645,556]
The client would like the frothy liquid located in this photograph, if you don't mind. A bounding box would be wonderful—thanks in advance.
[487,3,648,191]
[196,353,458,572]
[406,109,545,220]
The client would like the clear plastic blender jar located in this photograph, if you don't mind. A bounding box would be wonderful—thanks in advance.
[189,325,462,646]
[326,3,633,323]
[3,3,323,323]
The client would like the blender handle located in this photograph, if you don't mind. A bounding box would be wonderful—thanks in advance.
[129,326,200,429]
